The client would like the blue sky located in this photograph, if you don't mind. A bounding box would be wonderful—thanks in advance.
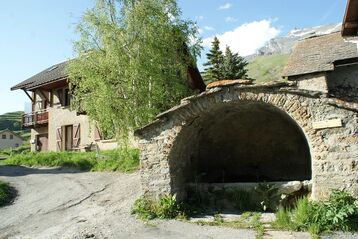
[0,0,346,114]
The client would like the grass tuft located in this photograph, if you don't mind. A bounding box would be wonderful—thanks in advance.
[3,148,139,172]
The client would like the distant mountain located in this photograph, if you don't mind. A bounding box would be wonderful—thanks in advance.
[246,23,341,82]
[251,23,341,58]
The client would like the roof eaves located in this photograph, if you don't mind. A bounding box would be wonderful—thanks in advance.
[26,76,68,91]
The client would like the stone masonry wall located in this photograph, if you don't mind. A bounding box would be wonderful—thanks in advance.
[136,83,358,201]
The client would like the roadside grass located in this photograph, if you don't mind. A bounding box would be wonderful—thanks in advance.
[3,148,139,172]
[0,180,16,207]
[0,143,31,157]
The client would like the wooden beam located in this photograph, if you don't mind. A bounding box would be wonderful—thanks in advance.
[38,89,49,102]
[344,21,358,29]
[312,119,342,130]
[23,89,34,102]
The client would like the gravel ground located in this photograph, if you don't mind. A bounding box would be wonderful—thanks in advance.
[0,165,357,239]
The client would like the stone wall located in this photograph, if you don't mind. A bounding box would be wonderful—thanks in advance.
[135,82,358,201]
[290,73,328,93]
[327,64,358,100]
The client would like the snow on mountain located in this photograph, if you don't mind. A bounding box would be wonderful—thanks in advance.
[247,23,341,59]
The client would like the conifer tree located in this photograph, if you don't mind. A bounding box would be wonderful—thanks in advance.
[203,37,224,82]
[221,46,248,80]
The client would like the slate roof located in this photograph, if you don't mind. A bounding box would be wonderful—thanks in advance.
[11,60,68,91]
[282,32,358,77]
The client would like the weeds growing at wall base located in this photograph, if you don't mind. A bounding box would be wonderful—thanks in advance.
[273,190,358,237]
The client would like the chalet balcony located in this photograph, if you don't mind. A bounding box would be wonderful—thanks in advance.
[22,110,49,128]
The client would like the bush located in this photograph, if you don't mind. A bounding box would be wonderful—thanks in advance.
[311,190,358,232]
[274,190,358,236]
[4,148,139,172]
[131,194,183,220]
[0,181,15,206]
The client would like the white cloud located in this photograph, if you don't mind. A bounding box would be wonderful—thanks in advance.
[225,17,237,23]
[203,19,280,56]
[204,26,215,31]
[219,3,232,10]
[198,28,204,34]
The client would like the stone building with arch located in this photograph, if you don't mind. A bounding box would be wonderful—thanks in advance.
[135,32,358,202]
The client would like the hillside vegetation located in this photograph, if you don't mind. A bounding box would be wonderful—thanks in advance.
[0,111,30,147]
[0,111,23,131]
[246,54,289,83]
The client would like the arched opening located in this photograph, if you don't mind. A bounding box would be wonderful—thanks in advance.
[169,101,311,200]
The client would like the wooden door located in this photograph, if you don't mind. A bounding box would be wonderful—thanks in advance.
[37,134,48,152]
[65,125,73,151]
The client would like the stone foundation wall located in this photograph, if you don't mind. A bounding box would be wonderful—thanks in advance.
[136,83,358,201]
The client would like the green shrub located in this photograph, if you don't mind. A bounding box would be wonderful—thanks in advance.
[4,148,139,172]
[0,181,15,206]
[311,190,358,232]
[274,190,358,236]
[131,197,157,220]
[131,194,183,220]
[155,195,181,219]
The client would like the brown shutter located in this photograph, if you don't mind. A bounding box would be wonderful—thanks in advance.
[94,126,102,141]
[73,124,80,147]
[56,127,62,151]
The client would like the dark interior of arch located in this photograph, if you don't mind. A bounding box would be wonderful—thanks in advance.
[169,101,311,187]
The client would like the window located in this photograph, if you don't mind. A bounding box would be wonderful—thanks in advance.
[57,89,63,106]
[2,134,6,139]
[10,135,13,140]
[64,89,71,107]
[56,88,71,107]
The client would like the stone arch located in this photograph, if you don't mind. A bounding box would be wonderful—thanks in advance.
[165,89,324,200]
[135,85,339,201]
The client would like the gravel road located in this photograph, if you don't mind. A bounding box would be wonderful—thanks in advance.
[0,165,356,239]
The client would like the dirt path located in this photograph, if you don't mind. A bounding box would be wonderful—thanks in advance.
[0,166,356,239]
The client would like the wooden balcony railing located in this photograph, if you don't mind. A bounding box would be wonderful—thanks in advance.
[22,110,49,128]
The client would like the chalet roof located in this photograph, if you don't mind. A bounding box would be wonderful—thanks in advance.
[282,32,358,77]
[11,59,206,92]
[11,61,68,91]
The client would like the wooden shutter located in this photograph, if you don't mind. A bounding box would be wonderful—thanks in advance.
[94,126,102,141]
[56,127,62,151]
[73,124,80,148]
